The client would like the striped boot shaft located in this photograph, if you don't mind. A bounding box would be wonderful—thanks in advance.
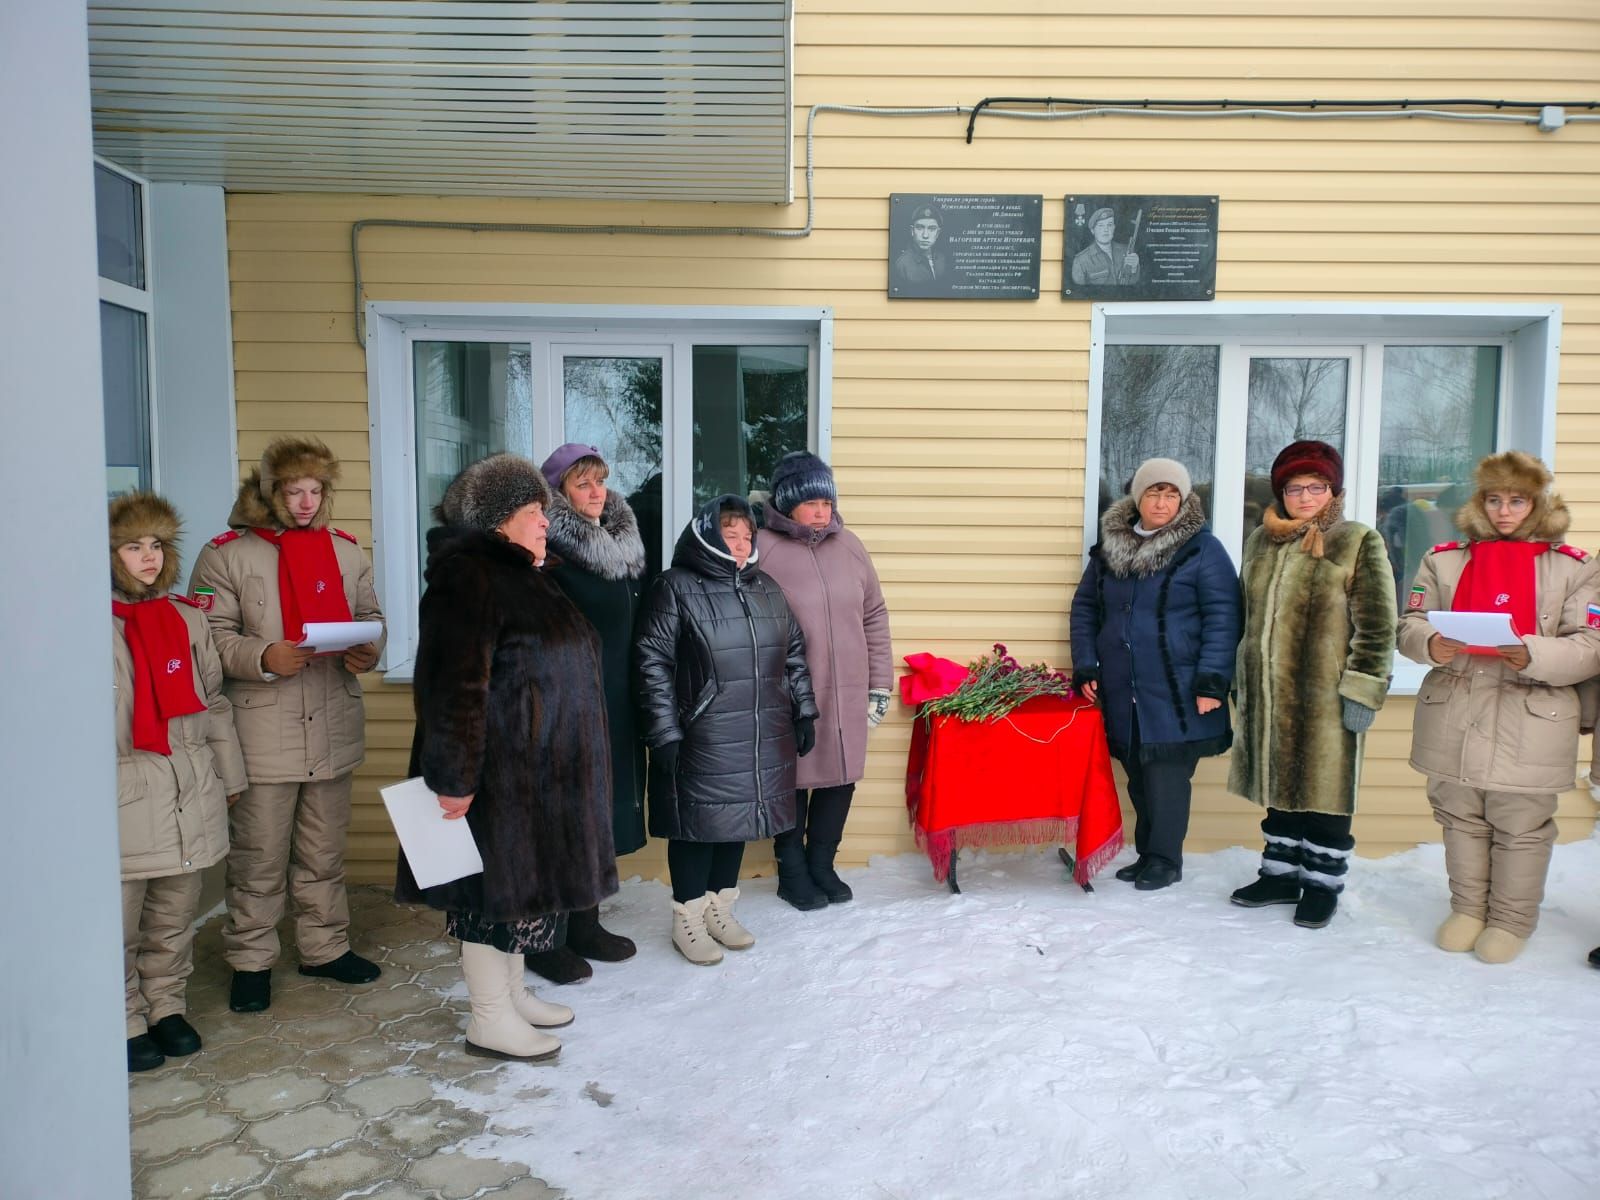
[1299,838,1353,894]
[1259,831,1301,877]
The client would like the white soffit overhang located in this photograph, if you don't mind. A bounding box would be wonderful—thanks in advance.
[88,0,793,201]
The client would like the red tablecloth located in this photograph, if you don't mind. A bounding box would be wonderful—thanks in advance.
[905,695,1123,886]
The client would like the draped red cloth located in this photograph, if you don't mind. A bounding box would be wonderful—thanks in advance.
[1453,539,1548,654]
[251,527,352,642]
[113,596,204,756]
[905,695,1123,886]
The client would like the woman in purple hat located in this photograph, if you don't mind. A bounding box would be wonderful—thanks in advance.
[520,442,649,986]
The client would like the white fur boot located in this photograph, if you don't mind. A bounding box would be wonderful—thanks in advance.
[508,953,575,1028]
[671,896,724,965]
[461,943,560,1060]
[704,887,756,950]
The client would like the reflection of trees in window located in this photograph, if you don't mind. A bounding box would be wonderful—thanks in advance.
[1100,345,1218,517]
[563,357,663,497]
[692,346,808,509]
[1244,358,1347,474]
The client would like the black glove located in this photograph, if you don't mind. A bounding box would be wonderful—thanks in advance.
[651,740,681,776]
[794,717,816,757]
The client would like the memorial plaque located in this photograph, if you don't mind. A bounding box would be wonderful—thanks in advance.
[1063,195,1219,301]
[888,193,1042,300]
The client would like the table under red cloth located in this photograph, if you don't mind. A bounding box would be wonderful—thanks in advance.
[905,695,1123,886]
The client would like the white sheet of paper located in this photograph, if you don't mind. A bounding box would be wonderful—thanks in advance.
[1427,610,1521,648]
[380,776,484,890]
[297,620,383,654]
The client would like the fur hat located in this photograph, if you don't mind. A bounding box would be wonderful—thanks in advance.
[1128,457,1192,504]
[437,453,551,533]
[229,436,340,530]
[1457,450,1568,542]
[109,492,182,598]
[1270,439,1343,501]
[540,442,605,492]
[770,451,837,516]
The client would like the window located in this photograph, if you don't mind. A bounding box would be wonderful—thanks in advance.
[1089,303,1560,693]
[95,159,156,497]
[369,305,832,675]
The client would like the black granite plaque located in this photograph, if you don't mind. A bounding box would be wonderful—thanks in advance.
[889,194,1042,299]
[1063,195,1218,301]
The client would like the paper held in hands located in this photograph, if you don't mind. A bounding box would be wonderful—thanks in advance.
[380,777,484,889]
[297,620,383,654]
[1426,610,1521,649]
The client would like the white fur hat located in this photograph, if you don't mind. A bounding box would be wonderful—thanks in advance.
[1128,458,1192,503]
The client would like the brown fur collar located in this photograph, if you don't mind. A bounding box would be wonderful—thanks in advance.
[1098,492,1208,578]
[109,492,182,598]
[1455,450,1569,542]
[1261,492,1345,559]
[227,437,339,530]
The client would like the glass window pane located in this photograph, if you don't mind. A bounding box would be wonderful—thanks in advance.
[1376,346,1500,613]
[101,301,151,498]
[1098,345,1218,520]
[1243,356,1348,540]
[562,356,665,567]
[414,341,532,579]
[94,165,145,289]
[692,346,810,510]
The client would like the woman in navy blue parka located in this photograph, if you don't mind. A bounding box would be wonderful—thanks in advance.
[1070,459,1242,891]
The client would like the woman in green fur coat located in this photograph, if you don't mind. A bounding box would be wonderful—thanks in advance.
[1228,440,1397,929]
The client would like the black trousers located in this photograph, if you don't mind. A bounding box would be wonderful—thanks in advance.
[1119,710,1200,871]
[667,840,745,903]
[773,783,855,853]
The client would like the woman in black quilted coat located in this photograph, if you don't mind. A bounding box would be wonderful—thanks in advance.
[633,494,818,965]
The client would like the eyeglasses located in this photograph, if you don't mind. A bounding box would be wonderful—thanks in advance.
[1283,483,1330,498]
[1484,496,1531,512]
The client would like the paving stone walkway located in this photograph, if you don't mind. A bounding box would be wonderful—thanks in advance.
[129,886,564,1200]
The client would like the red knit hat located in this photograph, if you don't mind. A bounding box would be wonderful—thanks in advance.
[1270,439,1343,500]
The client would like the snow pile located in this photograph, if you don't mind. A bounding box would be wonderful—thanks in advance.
[436,840,1600,1200]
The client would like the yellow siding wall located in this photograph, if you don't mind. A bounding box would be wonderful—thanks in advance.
[225,2,1600,885]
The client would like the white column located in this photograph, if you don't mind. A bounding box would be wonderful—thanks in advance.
[0,3,133,1196]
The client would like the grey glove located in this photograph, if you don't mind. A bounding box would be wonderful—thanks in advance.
[1341,698,1377,734]
[867,689,892,728]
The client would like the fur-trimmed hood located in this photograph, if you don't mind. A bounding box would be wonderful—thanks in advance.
[109,492,182,598]
[226,436,340,531]
[1455,450,1570,542]
[545,489,646,581]
[1098,492,1208,579]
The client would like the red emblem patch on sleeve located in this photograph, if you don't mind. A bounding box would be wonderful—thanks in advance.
[1407,585,1427,610]
[190,585,216,611]
[1555,544,1590,562]
[208,530,241,548]
[332,528,360,545]
[1587,603,1600,629]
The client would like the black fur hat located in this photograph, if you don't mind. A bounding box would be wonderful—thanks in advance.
[437,453,551,532]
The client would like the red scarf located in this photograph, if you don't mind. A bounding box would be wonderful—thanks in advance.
[252,527,352,642]
[1452,539,1548,652]
[113,597,205,756]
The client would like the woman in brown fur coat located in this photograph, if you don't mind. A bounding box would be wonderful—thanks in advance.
[1398,451,1600,963]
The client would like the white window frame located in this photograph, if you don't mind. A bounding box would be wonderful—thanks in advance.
[367,302,834,680]
[95,154,159,490]
[1086,302,1562,695]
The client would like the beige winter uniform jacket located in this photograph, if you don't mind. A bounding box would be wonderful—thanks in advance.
[187,528,385,784]
[115,596,247,880]
[1399,539,1600,796]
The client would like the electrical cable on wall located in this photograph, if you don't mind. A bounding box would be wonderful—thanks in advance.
[352,96,1597,346]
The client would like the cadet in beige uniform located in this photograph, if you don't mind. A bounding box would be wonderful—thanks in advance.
[111,493,245,1071]
[188,437,386,1012]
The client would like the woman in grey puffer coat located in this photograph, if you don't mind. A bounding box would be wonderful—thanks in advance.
[633,495,818,964]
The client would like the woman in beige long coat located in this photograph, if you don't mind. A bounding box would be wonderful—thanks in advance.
[1398,451,1600,964]
[188,437,386,1014]
[112,493,245,1072]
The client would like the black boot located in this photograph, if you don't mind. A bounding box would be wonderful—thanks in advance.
[1589,946,1600,969]
[566,905,636,963]
[1114,856,1150,883]
[228,968,272,1013]
[775,837,828,911]
[299,950,381,984]
[1133,860,1182,892]
[127,1034,165,1073]
[524,946,592,984]
[1230,874,1301,907]
[1294,887,1339,929]
[806,840,853,904]
[149,1014,201,1057]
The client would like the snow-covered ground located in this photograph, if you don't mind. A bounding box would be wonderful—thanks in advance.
[436,839,1600,1200]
